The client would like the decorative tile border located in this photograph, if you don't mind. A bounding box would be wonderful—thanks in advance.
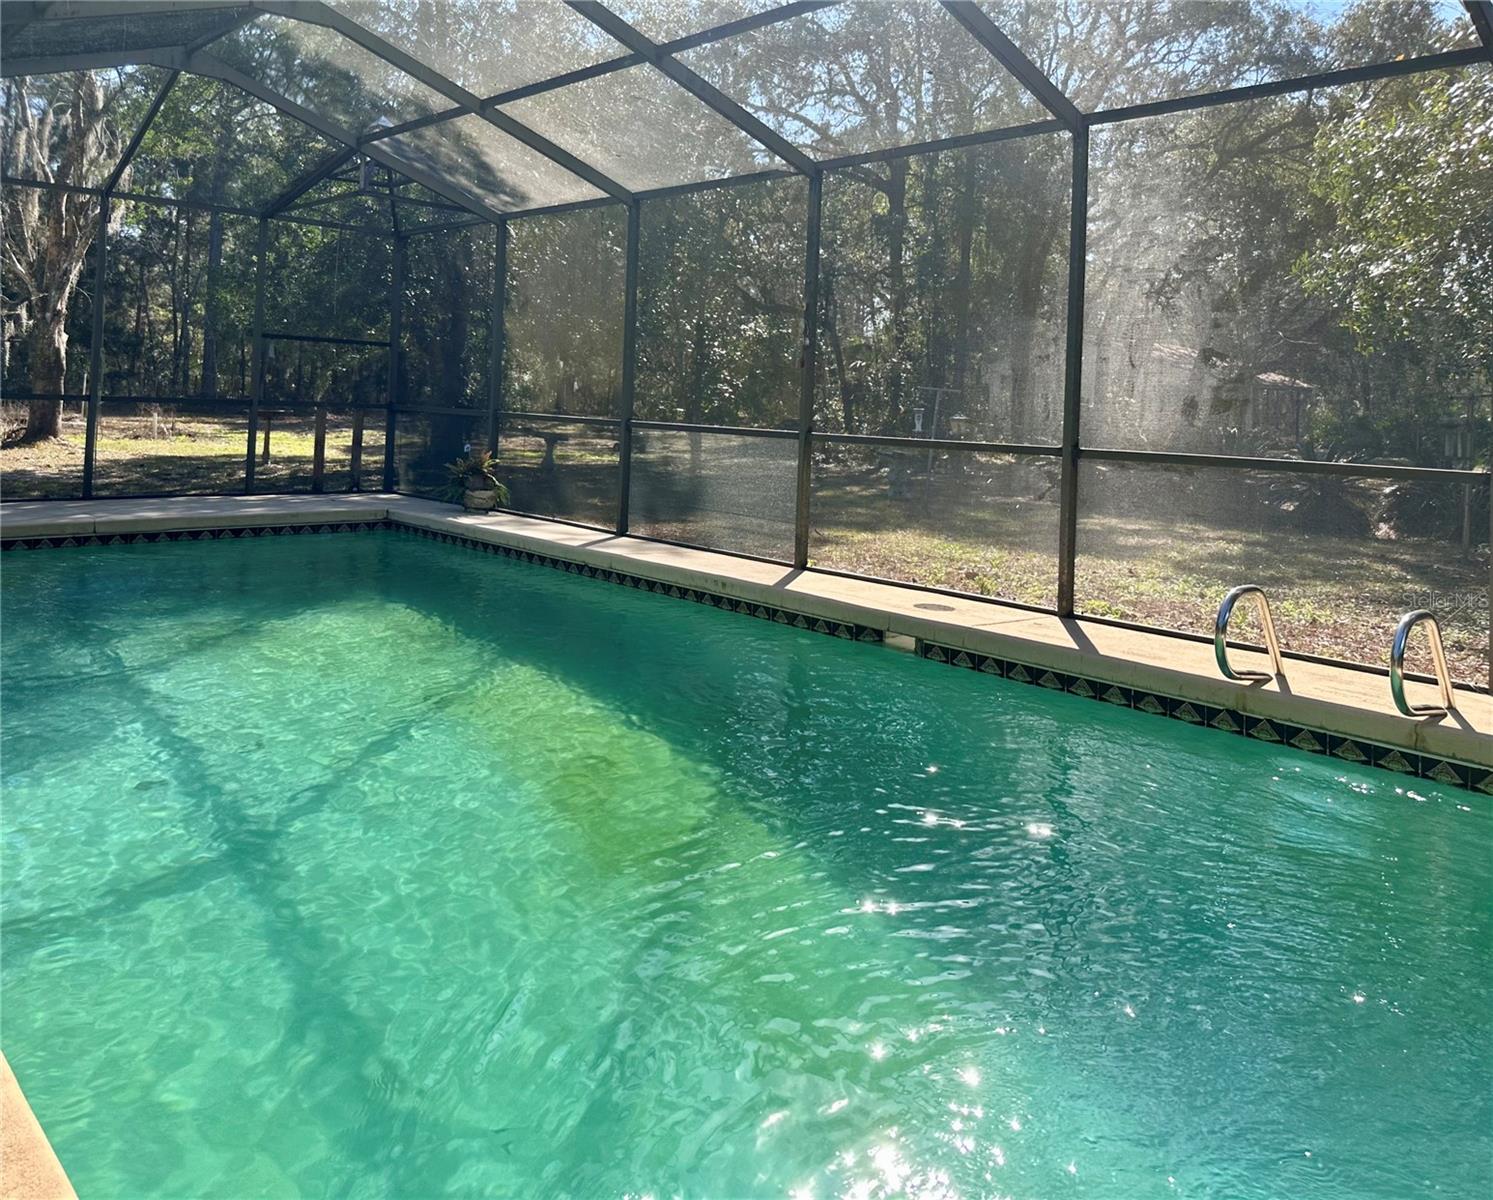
[0,519,391,551]
[916,639,1489,795]
[4,516,1483,794]
[391,524,885,644]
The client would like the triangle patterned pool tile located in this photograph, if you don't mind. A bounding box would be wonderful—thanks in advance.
[1135,694,1166,716]
[953,651,975,669]
[1171,701,1203,723]
[1374,748,1417,775]
[1068,678,1096,699]
[1038,671,1063,690]
[1007,664,1032,684]
[1209,710,1241,733]
[1288,728,1325,753]
[1249,720,1283,743]
[1474,772,1493,796]
[1424,760,1465,787]
[1101,685,1128,705]
[1331,739,1369,763]
[980,657,1004,675]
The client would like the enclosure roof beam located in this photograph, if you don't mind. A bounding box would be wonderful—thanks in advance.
[261,144,356,216]
[182,48,507,224]
[567,0,817,176]
[940,1,1083,130]
[1466,2,1493,58]
[254,0,634,203]
[101,68,179,195]
[2,47,175,75]
[0,171,384,233]
[1088,45,1489,126]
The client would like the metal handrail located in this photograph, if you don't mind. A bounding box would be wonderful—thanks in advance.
[1390,610,1455,717]
[1214,585,1286,681]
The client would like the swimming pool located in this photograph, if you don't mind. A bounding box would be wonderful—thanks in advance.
[2,531,1487,1198]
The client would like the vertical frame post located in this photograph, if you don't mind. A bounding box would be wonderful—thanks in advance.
[384,233,405,492]
[793,171,823,570]
[311,406,327,492]
[82,198,109,499]
[350,409,365,490]
[245,217,269,493]
[487,220,507,453]
[1055,125,1089,615]
[616,200,641,534]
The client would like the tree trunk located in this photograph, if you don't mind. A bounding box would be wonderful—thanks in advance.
[201,209,223,396]
[20,320,66,441]
[884,158,909,428]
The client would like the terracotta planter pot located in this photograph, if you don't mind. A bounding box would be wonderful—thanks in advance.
[463,489,497,512]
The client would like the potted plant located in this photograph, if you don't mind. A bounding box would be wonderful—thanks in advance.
[442,447,510,513]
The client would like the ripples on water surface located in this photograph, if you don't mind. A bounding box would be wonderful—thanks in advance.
[1,534,1488,1199]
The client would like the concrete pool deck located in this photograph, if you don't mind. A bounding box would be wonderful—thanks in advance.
[2,492,1488,785]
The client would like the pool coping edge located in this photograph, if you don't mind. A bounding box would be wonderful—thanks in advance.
[1,1053,76,1200]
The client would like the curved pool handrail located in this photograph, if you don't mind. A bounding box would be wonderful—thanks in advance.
[1214,585,1285,682]
[1390,610,1455,717]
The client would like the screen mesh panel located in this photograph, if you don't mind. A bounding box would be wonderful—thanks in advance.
[817,134,1070,444]
[629,428,796,559]
[401,225,492,409]
[2,7,254,61]
[265,221,392,343]
[607,0,787,43]
[0,399,88,499]
[680,1,1046,159]
[499,62,780,191]
[636,175,805,428]
[495,416,621,527]
[212,14,449,134]
[988,0,1481,114]
[328,1,622,99]
[811,443,1060,607]
[127,75,339,208]
[285,189,394,231]
[101,206,259,401]
[249,406,383,494]
[93,401,247,496]
[379,112,602,213]
[263,340,387,411]
[505,208,625,419]
[1075,460,1490,687]
[1083,80,1492,470]
[1,69,171,191]
[393,409,488,497]
[1,192,101,397]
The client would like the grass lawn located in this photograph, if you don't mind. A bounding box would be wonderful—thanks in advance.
[1,408,385,498]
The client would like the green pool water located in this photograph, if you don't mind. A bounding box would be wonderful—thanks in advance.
[1,532,1487,1199]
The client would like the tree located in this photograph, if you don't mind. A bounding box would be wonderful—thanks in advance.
[1,72,133,441]
[1296,67,1493,446]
